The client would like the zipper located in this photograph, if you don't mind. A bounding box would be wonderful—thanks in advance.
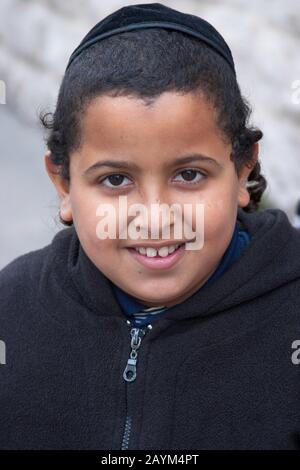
[120,320,152,450]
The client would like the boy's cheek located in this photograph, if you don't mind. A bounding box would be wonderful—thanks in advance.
[200,201,236,243]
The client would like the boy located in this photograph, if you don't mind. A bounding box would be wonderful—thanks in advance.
[1,3,300,450]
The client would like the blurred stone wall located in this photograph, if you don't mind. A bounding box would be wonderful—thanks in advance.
[0,0,299,266]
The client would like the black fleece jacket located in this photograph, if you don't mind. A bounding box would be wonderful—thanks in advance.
[0,207,300,450]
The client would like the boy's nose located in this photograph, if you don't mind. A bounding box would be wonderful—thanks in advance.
[132,200,180,241]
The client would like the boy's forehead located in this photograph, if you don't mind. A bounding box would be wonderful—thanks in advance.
[80,92,221,146]
[73,92,230,172]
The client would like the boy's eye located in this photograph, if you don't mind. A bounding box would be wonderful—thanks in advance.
[99,174,132,188]
[173,169,206,184]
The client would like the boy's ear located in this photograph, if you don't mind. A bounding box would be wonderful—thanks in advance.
[44,151,73,223]
[237,142,259,208]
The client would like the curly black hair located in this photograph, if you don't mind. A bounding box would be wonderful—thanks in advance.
[40,28,267,226]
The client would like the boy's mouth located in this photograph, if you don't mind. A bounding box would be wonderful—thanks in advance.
[126,242,186,270]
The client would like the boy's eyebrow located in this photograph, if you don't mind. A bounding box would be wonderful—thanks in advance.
[169,154,222,168]
[83,153,222,175]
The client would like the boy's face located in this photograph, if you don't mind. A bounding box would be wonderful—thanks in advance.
[45,91,257,307]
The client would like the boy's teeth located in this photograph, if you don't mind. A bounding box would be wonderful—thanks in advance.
[158,246,169,257]
[146,247,157,257]
[134,244,181,257]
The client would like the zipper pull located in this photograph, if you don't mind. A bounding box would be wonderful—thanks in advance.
[123,322,152,382]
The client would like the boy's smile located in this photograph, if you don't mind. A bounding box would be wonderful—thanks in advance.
[45,91,257,308]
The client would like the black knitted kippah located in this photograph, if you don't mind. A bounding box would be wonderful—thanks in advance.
[65,2,236,75]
